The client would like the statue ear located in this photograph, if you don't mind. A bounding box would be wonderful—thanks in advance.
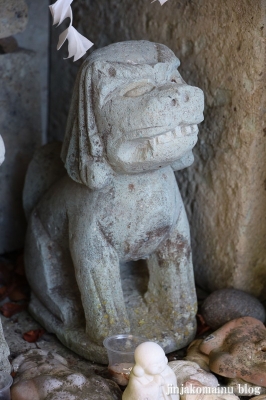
[61,61,114,190]
[77,152,114,190]
[132,365,144,377]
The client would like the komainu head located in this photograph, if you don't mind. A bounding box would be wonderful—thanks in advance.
[61,40,204,190]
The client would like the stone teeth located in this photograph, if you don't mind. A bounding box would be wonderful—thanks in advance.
[180,124,198,135]
[181,126,188,135]
[149,125,196,145]
[157,131,172,143]
[148,138,156,150]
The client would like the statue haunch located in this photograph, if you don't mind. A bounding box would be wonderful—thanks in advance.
[23,41,204,363]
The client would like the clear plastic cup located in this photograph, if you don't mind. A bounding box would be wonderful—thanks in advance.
[103,334,146,386]
[0,372,12,400]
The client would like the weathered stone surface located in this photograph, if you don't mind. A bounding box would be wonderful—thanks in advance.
[250,396,266,400]
[185,339,210,372]
[187,317,266,387]
[11,349,121,400]
[49,0,266,299]
[0,0,28,39]
[24,40,203,361]
[23,142,65,220]
[201,289,266,330]
[0,50,42,253]
[0,306,121,399]
[0,318,10,373]
[2,309,100,375]
[169,360,218,387]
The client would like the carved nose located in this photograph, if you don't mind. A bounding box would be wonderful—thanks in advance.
[170,91,190,106]
[170,86,201,107]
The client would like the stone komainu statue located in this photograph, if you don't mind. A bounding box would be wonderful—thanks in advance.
[23,41,204,363]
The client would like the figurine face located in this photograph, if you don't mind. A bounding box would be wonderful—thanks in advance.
[95,59,204,174]
[144,354,168,375]
[134,341,168,375]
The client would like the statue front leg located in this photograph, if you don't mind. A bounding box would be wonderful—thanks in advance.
[70,227,130,344]
[145,205,197,332]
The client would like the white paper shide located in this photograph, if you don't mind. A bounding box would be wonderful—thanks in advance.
[50,0,93,61]
[152,0,169,4]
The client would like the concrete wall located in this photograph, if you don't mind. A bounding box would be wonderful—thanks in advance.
[14,0,49,143]
[0,0,49,253]
[48,0,265,298]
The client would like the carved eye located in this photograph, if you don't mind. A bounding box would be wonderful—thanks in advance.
[122,83,155,97]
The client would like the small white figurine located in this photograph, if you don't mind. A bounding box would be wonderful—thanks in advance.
[122,342,179,400]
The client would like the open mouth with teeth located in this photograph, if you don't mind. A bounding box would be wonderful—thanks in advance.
[181,124,199,136]
[131,124,198,141]
[110,123,200,173]
[142,124,199,149]
[128,124,199,140]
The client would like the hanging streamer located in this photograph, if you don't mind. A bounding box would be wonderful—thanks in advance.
[50,0,93,62]
[50,0,169,61]
[152,0,169,4]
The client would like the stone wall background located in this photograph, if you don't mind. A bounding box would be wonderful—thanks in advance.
[14,0,49,142]
[49,0,266,298]
[0,0,49,253]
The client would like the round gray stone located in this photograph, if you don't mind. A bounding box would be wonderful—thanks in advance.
[201,288,266,330]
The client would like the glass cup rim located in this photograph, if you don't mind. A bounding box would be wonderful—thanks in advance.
[103,334,147,354]
[0,372,13,391]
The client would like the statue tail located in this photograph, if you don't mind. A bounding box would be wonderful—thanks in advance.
[23,142,66,220]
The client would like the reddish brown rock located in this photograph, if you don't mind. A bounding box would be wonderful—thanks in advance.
[187,317,266,387]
